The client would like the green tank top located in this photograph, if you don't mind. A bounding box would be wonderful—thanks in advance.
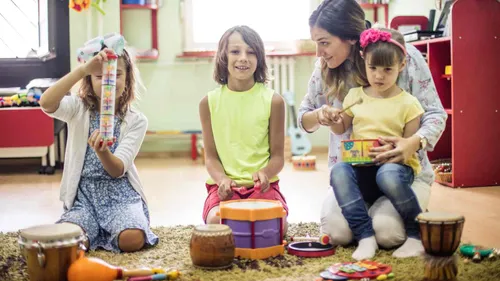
[206,82,279,186]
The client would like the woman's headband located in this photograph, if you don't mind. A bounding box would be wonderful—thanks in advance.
[359,28,407,57]
[76,33,126,62]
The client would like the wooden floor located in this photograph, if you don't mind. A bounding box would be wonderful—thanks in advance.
[1,154,499,248]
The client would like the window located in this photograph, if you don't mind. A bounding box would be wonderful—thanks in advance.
[0,0,69,88]
[0,0,50,59]
[182,0,313,52]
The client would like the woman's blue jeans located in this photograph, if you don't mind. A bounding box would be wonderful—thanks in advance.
[330,162,422,242]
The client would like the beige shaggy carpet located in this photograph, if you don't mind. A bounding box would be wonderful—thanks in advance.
[1,223,500,281]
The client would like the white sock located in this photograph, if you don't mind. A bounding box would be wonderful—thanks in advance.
[392,237,425,258]
[352,236,378,261]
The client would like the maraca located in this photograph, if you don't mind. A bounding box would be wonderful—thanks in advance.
[67,251,176,281]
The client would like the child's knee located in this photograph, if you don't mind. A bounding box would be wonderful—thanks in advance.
[118,229,145,252]
[206,206,221,224]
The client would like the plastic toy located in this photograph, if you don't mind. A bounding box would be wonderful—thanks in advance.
[218,199,286,260]
[287,241,335,258]
[67,251,180,281]
[99,52,118,147]
[341,139,381,164]
[318,261,393,280]
[290,233,330,245]
[460,244,498,262]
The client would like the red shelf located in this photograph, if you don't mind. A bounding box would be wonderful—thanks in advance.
[136,55,159,60]
[359,3,388,27]
[436,179,454,187]
[121,4,158,10]
[411,37,451,47]
[360,3,387,8]
[120,3,159,60]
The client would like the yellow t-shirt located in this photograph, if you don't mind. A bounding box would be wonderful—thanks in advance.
[206,82,279,186]
[343,87,424,175]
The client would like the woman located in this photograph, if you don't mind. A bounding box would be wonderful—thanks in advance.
[298,0,447,259]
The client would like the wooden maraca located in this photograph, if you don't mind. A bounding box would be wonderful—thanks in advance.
[67,251,170,281]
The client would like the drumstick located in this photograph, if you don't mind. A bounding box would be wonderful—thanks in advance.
[339,97,363,114]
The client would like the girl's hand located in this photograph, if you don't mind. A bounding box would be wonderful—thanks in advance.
[369,136,419,164]
[88,129,110,153]
[252,170,270,193]
[217,177,237,201]
[81,49,114,76]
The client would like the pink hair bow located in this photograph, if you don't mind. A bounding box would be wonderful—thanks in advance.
[359,28,407,56]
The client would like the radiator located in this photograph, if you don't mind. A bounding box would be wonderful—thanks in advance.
[266,56,296,95]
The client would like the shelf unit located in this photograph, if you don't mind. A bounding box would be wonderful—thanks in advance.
[360,3,389,27]
[119,2,159,60]
[410,0,500,188]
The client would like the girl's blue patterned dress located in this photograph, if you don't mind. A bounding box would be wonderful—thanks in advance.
[59,113,158,252]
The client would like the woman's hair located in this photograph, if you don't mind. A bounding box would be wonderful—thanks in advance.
[213,25,268,85]
[363,27,406,67]
[309,0,369,101]
[79,48,142,119]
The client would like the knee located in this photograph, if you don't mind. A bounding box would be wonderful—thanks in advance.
[376,163,406,195]
[206,207,220,224]
[372,215,405,248]
[118,229,145,252]
[330,163,354,191]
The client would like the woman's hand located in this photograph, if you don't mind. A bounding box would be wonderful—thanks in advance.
[217,177,237,201]
[253,170,270,193]
[369,136,420,164]
[88,129,110,153]
[316,105,336,126]
[81,49,114,76]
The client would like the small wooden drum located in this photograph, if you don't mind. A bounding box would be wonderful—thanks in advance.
[417,212,465,281]
[189,224,235,270]
[292,155,316,170]
[417,212,465,256]
[18,223,86,281]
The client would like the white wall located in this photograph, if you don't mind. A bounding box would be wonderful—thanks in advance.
[388,0,442,30]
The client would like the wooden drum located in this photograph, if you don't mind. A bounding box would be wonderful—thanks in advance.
[417,212,465,281]
[417,212,465,256]
[292,155,316,170]
[18,223,86,281]
[189,224,235,270]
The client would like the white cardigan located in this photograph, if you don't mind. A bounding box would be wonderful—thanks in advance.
[43,94,148,210]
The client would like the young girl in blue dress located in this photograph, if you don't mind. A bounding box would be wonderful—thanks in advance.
[40,39,158,252]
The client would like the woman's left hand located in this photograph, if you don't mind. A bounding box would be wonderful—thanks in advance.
[252,170,270,193]
[88,129,110,153]
[369,136,419,164]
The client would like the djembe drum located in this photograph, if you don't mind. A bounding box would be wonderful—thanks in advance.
[189,224,235,269]
[417,212,465,281]
[18,223,86,281]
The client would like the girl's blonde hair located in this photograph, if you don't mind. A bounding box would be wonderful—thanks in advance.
[78,48,144,119]
[309,0,369,102]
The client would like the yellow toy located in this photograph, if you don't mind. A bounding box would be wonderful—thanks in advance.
[341,139,380,164]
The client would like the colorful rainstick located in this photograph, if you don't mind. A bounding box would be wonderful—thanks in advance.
[100,53,118,147]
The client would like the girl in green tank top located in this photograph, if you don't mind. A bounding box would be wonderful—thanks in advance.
[199,26,289,229]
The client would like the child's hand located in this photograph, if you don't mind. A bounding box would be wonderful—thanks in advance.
[252,170,269,193]
[88,129,110,153]
[217,177,236,201]
[81,49,115,76]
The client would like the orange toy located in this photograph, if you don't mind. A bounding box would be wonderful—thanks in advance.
[68,252,179,281]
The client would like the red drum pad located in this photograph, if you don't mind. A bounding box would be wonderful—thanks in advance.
[331,260,392,279]
[286,241,335,258]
